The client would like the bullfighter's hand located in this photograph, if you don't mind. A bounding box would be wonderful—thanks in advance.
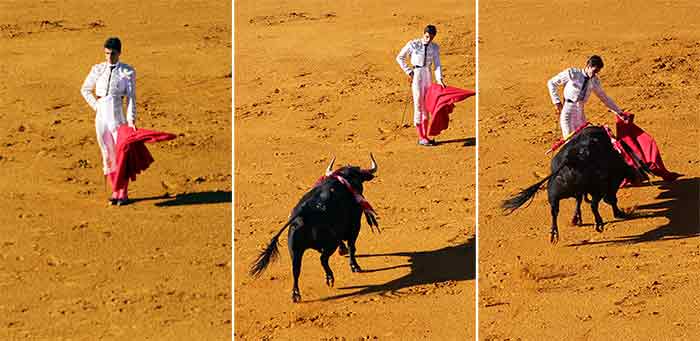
[618,113,630,124]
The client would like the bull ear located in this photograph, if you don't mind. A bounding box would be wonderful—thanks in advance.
[366,153,377,174]
[325,155,336,176]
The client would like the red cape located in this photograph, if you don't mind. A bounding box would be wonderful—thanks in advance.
[425,84,475,137]
[112,125,177,191]
[615,114,681,182]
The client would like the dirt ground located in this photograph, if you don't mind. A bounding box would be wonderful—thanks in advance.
[0,1,231,339]
[234,0,475,339]
[479,1,699,340]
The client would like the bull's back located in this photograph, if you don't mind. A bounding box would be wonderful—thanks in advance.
[548,126,622,198]
[551,126,611,171]
[289,180,363,237]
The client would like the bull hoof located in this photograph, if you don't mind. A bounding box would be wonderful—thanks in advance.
[571,215,582,226]
[614,211,627,219]
[350,263,362,273]
[550,232,559,244]
[325,274,335,287]
[595,223,605,233]
[291,290,301,303]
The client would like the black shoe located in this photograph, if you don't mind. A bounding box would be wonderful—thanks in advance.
[418,139,436,146]
[116,198,130,206]
[109,197,118,206]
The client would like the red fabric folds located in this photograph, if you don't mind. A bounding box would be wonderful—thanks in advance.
[615,113,681,182]
[425,84,475,137]
[112,125,177,192]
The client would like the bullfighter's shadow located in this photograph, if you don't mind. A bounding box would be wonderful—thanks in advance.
[568,177,699,246]
[434,136,475,147]
[153,190,232,207]
[316,236,475,302]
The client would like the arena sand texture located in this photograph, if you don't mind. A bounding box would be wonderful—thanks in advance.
[235,0,475,339]
[0,1,231,339]
[479,1,699,340]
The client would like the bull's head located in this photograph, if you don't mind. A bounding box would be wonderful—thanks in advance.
[324,154,380,231]
[325,153,378,191]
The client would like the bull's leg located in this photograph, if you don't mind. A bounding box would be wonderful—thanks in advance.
[550,199,560,244]
[348,237,362,273]
[571,194,583,226]
[290,249,304,303]
[590,195,605,232]
[320,246,337,288]
[337,241,349,256]
[604,194,627,219]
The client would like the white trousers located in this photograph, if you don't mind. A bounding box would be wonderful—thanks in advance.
[560,101,586,138]
[411,67,432,125]
[95,96,126,175]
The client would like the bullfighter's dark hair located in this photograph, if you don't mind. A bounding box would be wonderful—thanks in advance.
[586,55,604,69]
[104,37,122,52]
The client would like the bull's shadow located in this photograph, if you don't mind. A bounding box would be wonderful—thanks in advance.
[568,177,699,246]
[316,236,475,301]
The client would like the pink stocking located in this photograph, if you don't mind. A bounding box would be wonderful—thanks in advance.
[422,119,431,139]
[107,173,118,199]
[416,124,427,141]
[117,180,129,199]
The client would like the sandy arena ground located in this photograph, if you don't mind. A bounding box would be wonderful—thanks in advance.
[479,1,699,340]
[0,1,231,339]
[234,0,475,339]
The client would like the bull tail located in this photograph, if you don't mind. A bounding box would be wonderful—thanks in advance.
[502,162,567,214]
[249,215,297,277]
[502,176,550,214]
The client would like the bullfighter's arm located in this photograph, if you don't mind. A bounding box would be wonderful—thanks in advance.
[547,68,570,105]
[396,41,413,76]
[433,43,443,85]
[80,64,99,112]
[592,77,623,116]
[125,67,137,126]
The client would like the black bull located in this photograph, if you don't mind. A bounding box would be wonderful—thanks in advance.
[249,154,379,302]
[503,126,640,243]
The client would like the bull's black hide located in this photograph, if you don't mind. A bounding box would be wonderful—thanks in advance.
[503,126,639,243]
[250,155,379,302]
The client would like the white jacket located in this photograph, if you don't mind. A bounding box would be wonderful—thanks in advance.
[396,39,442,83]
[81,61,137,128]
[547,67,621,114]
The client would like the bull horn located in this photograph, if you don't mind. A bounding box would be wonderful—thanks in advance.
[325,155,336,176]
[367,153,378,174]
